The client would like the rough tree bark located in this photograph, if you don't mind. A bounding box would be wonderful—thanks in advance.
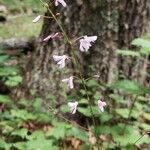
[12,0,150,99]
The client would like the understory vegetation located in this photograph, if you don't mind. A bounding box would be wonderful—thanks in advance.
[0,0,150,150]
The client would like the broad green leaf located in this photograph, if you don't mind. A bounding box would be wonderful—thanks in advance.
[86,79,99,87]
[50,126,66,140]
[80,144,90,150]
[13,142,26,150]
[99,112,112,123]
[33,98,42,111]
[116,49,140,57]
[0,139,11,150]
[5,75,22,87]
[11,128,28,138]
[68,127,88,142]
[10,109,36,121]
[78,107,92,117]
[138,123,150,131]
[144,113,150,121]
[131,38,150,48]
[27,130,45,140]
[116,108,129,118]
[78,106,99,117]
[60,104,68,113]
[0,66,18,76]
[93,91,102,99]
[80,89,87,95]
[135,134,150,145]
[93,125,111,135]
[110,124,142,146]
[141,86,150,94]
[25,138,53,150]
[0,55,9,63]
[140,47,150,55]
[116,108,138,119]
[109,80,143,95]
[0,94,12,104]
[109,94,124,102]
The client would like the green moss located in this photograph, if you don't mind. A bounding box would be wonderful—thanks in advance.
[0,15,42,38]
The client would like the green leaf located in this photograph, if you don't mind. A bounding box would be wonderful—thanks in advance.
[0,94,12,104]
[80,89,87,95]
[27,130,45,140]
[78,106,99,117]
[5,75,22,87]
[138,123,150,131]
[10,109,36,121]
[116,108,129,118]
[134,134,150,145]
[116,49,140,57]
[116,108,138,119]
[131,38,150,48]
[144,113,150,121]
[109,80,143,95]
[140,47,150,55]
[110,124,142,146]
[93,91,102,99]
[141,86,150,94]
[68,127,88,142]
[109,94,124,102]
[11,128,28,138]
[86,79,99,87]
[33,98,42,111]
[50,126,66,140]
[0,139,11,150]
[0,55,9,63]
[12,142,26,150]
[80,144,90,150]
[99,112,112,123]
[0,66,18,76]
[14,138,55,150]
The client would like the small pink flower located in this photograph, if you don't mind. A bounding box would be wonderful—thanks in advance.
[53,55,68,68]
[79,35,97,52]
[62,76,74,89]
[32,15,41,23]
[43,35,52,42]
[97,100,106,112]
[55,0,67,7]
[43,33,59,42]
[68,101,78,114]
[93,75,100,78]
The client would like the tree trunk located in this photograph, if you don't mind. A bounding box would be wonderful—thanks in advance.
[12,0,150,99]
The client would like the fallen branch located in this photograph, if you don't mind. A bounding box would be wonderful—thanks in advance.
[0,38,35,51]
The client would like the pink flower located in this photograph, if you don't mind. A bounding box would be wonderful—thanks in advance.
[53,55,68,68]
[55,0,67,7]
[62,76,74,89]
[97,100,106,112]
[79,35,97,52]
[68,101,78,114]
[43,33,59,42]
[32,15,41,23]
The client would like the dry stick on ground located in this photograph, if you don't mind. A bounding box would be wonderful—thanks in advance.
[0,38,35,51]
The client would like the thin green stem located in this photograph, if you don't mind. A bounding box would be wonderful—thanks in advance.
[134,132,148,144]
[39,1,100,149]
[122,95,138,134]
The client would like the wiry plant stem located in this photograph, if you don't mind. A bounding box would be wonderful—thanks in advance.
[39,1,100,149]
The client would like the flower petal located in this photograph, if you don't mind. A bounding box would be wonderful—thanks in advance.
[68,101,78,114]
[32,15,41,23]
[97,100,106,112]
[55,0,67,7]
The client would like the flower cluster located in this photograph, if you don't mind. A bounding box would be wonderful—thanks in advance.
[52,34,106,114]
[33,0,106,115]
